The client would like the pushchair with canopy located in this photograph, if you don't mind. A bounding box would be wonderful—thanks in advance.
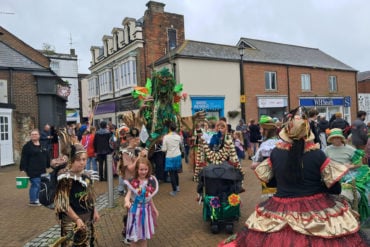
[197,162,244,234]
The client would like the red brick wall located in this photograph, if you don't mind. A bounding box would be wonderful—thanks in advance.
[142,10,184,81]
[358,79,370,93]
[0,26,50,68]
[11,72,39,125]
[244,62,357,121]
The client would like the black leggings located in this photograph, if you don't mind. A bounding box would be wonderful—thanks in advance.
[169,170,179,191]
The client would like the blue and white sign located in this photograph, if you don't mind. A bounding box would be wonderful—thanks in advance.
[300,97,350,107]
[191,96,225,116]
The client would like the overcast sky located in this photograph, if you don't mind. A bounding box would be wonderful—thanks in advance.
[1,0,369,74]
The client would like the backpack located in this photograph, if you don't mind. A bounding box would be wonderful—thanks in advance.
[39,164,66,209]
[109,133,119,150]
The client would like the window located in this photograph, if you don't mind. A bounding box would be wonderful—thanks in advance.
[114,67,120,91]
[98,71,113,94]
[301,74,311,91]
[50,61,60,75]
[265,71,277,90]
[329,76,337,92]
[119,59,137,88]
[88,77,98,98]
[0,116,9,141]
[168,29,177,50]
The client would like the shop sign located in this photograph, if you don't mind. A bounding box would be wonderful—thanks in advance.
[258,98,285,108]
[314,98,333,106]
[300,97,346,107]
[192,97,224,111]
[94,102,116,114]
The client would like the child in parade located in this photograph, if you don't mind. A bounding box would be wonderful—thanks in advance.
[53,143,100,246]
[233,130,245,162]
[118,127,144,244]
[81,126,97,172]
[124,157,159,247]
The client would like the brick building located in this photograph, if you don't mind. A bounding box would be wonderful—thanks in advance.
[155,38,357,127]
[85,1,357,129]
[87,1,184,125]
[0,26,67,165]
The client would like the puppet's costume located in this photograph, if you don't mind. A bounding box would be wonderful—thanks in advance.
[193,134,242,182]
[124,175,159,242]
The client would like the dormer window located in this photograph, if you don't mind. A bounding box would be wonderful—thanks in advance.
[238,40,256,50]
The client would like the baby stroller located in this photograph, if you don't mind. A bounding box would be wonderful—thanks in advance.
[197,162,243,234]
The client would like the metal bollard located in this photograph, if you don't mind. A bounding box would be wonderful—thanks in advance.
[106,154,114,208]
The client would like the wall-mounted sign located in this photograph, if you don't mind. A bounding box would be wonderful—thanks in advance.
[300,97,349,107]
[258,98,286,108]
[313,98,334,106]
[240,95,246,103]
[57,85,71,97]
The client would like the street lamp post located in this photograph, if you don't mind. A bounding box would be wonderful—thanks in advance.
[238,43,246,122]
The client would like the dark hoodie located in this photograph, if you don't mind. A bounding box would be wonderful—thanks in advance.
[93,128,112,155]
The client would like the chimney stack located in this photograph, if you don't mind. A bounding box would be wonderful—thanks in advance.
[146,1,165,13]
[70,48,75,56]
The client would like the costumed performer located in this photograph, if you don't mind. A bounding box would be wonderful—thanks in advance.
[124,157,159,246]
[219,111,369,247]
[250,115,281,199]
[194,120,242,182]
[118,127,145,244]
[53,143,100,247]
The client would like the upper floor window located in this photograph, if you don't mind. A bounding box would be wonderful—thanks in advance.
[113,67,120,90]
[50,61,60,75]
[265,71,277,90]
[88,77,98,98]
[329,75,337,92]
[121,59,137,87]
[168,29,177,50]
[99,70,112,95]
[301,74,311,91]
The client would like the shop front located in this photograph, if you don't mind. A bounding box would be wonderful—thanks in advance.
[191,96,225,120]
[93,101,116,127]
[257,96,288,121]
[299,96,352,122]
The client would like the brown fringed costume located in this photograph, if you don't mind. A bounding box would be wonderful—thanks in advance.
[53,170,97,247]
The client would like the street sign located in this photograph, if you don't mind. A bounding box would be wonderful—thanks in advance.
[240,95,246,103]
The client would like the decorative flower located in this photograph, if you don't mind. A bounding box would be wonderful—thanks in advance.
[228,193,241,206]
[173,94,181,103]
[209,197,221,208]
[131,179,140,189]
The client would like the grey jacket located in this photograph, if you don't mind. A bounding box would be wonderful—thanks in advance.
[351,118,368,146]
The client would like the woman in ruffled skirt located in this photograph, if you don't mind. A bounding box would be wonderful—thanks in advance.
[219,111,369,247]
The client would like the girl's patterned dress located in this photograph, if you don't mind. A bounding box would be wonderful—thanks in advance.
[124,175,159,242]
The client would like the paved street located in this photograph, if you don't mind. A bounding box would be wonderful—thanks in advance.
[2,159,369,247]
[0,160,261,247]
